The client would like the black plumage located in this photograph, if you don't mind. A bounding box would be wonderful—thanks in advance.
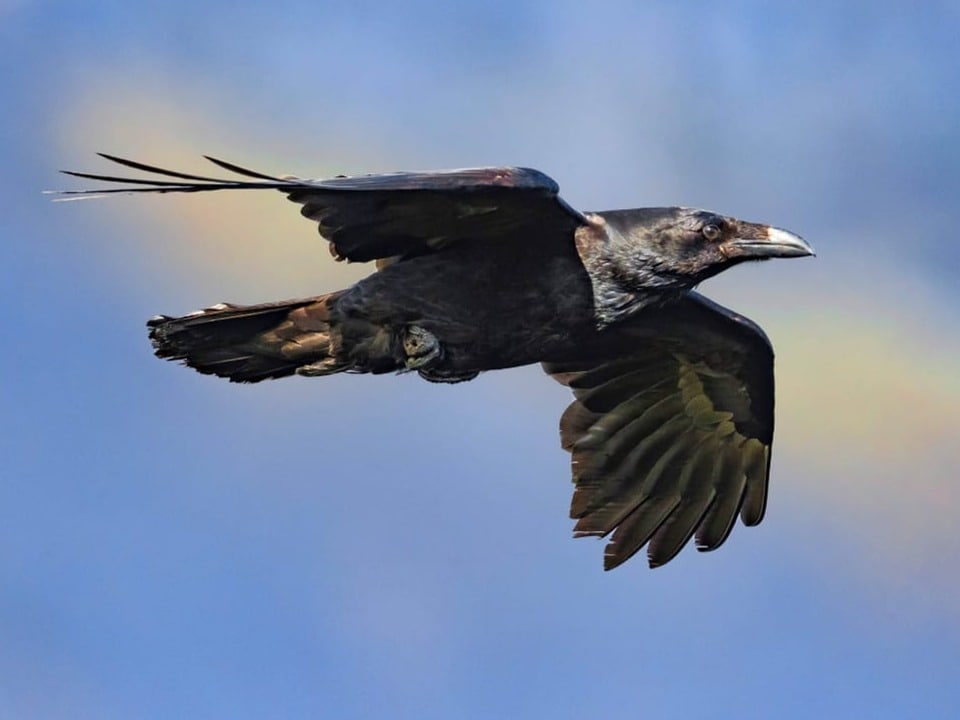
[59,154,813,569]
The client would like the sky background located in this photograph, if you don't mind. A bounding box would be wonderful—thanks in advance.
[3,1,960,718]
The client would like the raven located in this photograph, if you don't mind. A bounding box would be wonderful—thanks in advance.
[60,154,813,569]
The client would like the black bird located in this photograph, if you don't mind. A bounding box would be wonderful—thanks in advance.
[60,154,813,569]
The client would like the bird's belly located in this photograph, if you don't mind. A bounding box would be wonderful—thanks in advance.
[340,247,596,372]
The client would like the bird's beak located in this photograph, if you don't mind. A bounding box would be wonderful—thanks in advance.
[724,222,815,259]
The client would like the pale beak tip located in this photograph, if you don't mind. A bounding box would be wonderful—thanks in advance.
[765,226,815,258]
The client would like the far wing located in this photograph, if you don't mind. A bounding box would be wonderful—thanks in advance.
[57,154,586,264]
[543,292,775,570]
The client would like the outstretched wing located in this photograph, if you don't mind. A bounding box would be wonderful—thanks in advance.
[543,292,775,570]
[57,154,586,264]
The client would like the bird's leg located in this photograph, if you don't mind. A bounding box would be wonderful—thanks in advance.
[402,324,443,369]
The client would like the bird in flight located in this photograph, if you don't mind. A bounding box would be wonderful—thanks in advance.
[60,154,813,570]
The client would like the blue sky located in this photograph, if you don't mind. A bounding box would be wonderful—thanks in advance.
[2,2,959,718]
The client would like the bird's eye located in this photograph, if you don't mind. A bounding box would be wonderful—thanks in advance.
[702,224,721,241]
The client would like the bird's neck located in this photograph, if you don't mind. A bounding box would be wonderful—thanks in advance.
[574,215,689,329]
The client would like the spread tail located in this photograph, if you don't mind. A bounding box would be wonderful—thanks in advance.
[147,293,349,383]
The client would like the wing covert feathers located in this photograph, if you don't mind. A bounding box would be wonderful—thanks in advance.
[55,154,585,264]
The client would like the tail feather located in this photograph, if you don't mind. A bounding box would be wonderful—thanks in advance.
[147,294,346,382]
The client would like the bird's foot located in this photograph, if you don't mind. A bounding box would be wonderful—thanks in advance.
[402,325,479,383]
[402,325,443,369]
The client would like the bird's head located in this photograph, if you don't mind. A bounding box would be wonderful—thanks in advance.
[577,207,813,326]
[604,207,813,284]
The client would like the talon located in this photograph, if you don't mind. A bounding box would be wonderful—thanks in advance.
[403,325,443,369]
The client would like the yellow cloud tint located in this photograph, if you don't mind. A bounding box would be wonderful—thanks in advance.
[54,68,386,303]
[763,258,959,600]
